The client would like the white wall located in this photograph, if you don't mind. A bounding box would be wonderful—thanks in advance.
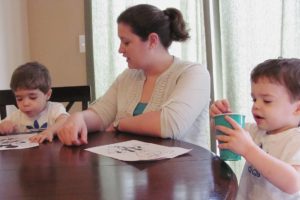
[0,0,30,89]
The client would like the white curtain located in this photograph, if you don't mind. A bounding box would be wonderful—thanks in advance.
[212,0,300,180]
[91,0,206,98]
[213,0,300,121]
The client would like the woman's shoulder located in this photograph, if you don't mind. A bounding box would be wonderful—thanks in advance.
[116,68,145,82]
[166,57,209,80]
[173,57,203,68]
[171,57,209,76]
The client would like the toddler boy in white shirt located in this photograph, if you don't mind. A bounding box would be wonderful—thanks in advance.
[0,62,69,143]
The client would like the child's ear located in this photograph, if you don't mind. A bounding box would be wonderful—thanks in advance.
[294,100,300,115]
[46,89,52,100]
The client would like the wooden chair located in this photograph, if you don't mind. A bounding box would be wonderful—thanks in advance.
[0,85,91,120]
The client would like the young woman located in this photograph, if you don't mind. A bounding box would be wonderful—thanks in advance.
[57,4,210,148]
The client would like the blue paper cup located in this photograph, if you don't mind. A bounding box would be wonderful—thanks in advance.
[213,113,245,161]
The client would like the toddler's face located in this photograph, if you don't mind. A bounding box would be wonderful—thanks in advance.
[251,77,300,134]
[14,88,51,118]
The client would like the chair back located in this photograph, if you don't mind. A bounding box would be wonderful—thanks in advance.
[0,85,91,120]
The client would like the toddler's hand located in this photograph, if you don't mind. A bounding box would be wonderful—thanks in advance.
[210,99,232,117]
[215,116,255,156]
[0,120,17,134]
[29,130,54,143]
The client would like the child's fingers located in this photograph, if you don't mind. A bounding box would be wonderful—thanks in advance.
[216,134,230,143]
[216,100,231,113]
[215,125,234,135]
[30,135,45,143]
[218,142,232,150]
[36,137,42,143]
[29,136,37,143]
[221,99,232,112]
[210,100,233,117]
[32,136,41,143]
[47,135,53,142]
[224,116,242,130]
[38,135,52,143]
[210,103,223,116]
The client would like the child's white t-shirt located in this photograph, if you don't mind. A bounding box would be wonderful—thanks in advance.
[4,101,68,132]
[236,124,300,200]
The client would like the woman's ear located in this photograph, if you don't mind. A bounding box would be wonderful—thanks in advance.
[147,32,159,49]
[46,89,52,100]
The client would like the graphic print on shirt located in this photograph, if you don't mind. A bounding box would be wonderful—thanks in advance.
[26,120,47,130]
[248,143,263,178]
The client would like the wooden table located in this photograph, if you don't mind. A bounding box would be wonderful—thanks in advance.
[0,131,238,200]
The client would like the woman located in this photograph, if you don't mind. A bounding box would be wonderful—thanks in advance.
[57,4,210,148]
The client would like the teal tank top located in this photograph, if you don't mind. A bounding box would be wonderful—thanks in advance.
[133,102,147,116]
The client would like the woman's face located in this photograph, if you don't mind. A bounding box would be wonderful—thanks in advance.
[118,22,151,69]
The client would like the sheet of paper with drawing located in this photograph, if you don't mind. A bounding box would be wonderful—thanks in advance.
[85,140,192,161]
[0,134,39,150]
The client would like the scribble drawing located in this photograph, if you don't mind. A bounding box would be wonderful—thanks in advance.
[85,140,191,161]
[107,145,143,154]
[0,136,28,149]
[135,149,163,159]
[105,144,174,160]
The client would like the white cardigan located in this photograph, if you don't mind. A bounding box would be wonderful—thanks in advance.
[89,57,211,148]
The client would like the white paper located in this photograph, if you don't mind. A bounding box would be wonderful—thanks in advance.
[0,133,39,150]
[85,140,192,161]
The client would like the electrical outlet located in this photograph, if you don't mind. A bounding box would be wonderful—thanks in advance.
[79,35,86,53]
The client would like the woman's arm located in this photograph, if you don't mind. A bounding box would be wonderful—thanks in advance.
[118,111,161,137]
[83,109,104,132]
[160,64,210,138]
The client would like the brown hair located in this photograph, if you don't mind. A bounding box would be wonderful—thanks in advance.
[251,58,300,101]
[10,61,51,94]
[117,4,190,48]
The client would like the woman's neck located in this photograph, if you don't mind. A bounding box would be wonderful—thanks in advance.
[143,54,174,78]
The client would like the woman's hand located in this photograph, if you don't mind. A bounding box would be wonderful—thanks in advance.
[57,112,88,146]
[105,123,115,132]
[209,99,232,117]
[0,120,17,134]
[215,116,255,156]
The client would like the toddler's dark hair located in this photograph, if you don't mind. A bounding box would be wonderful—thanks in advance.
[251,58,300,101]
[10,61,51,94]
